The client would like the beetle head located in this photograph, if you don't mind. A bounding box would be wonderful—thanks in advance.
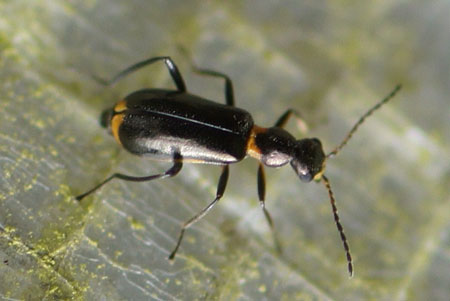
[290,138,326,182]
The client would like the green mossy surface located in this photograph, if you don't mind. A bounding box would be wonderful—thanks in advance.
[0,1,449,300]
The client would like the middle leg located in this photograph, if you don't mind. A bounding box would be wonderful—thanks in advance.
[168,165,230,260]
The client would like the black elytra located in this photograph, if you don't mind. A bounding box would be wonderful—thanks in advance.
[76,55,402,277]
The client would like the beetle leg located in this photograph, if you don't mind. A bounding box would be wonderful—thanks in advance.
[190,67,235,106]
[168,165,229,260]
[75,152,183,201]
[257,163,283,253]
[93,56,187,92]
[274,109,308,134]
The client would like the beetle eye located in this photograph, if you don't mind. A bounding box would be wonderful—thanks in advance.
[297,167,312,182]
[299,171,312,182]
[291,160,313,182]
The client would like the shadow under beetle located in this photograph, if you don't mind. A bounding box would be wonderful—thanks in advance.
[76,55,402,277]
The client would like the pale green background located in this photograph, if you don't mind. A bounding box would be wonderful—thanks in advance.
[0,1,449,300]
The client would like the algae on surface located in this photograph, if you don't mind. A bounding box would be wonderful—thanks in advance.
[0,1,449,300]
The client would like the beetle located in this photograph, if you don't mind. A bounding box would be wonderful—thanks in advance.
[76,56,401,277]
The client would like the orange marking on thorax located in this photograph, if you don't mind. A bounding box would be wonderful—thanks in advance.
[246,125,267,160]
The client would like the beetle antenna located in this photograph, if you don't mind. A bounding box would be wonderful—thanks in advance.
[327,85,401,158]
[322,175,353,277]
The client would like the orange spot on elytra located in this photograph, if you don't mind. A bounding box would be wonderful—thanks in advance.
[111,113,124,145]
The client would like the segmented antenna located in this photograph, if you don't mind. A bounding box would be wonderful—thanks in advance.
[322,175,353,277]
[327,85,402,158]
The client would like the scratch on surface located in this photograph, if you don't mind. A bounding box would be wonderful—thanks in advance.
[0,294,22,301]
[261,252,335,301]
[120,269,180,301]
[393,198,450,301]
[102,199,128,218]
[77,233,181,300]
[0,227,76,293]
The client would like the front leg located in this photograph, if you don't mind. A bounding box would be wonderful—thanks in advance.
[257,163,282,253]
